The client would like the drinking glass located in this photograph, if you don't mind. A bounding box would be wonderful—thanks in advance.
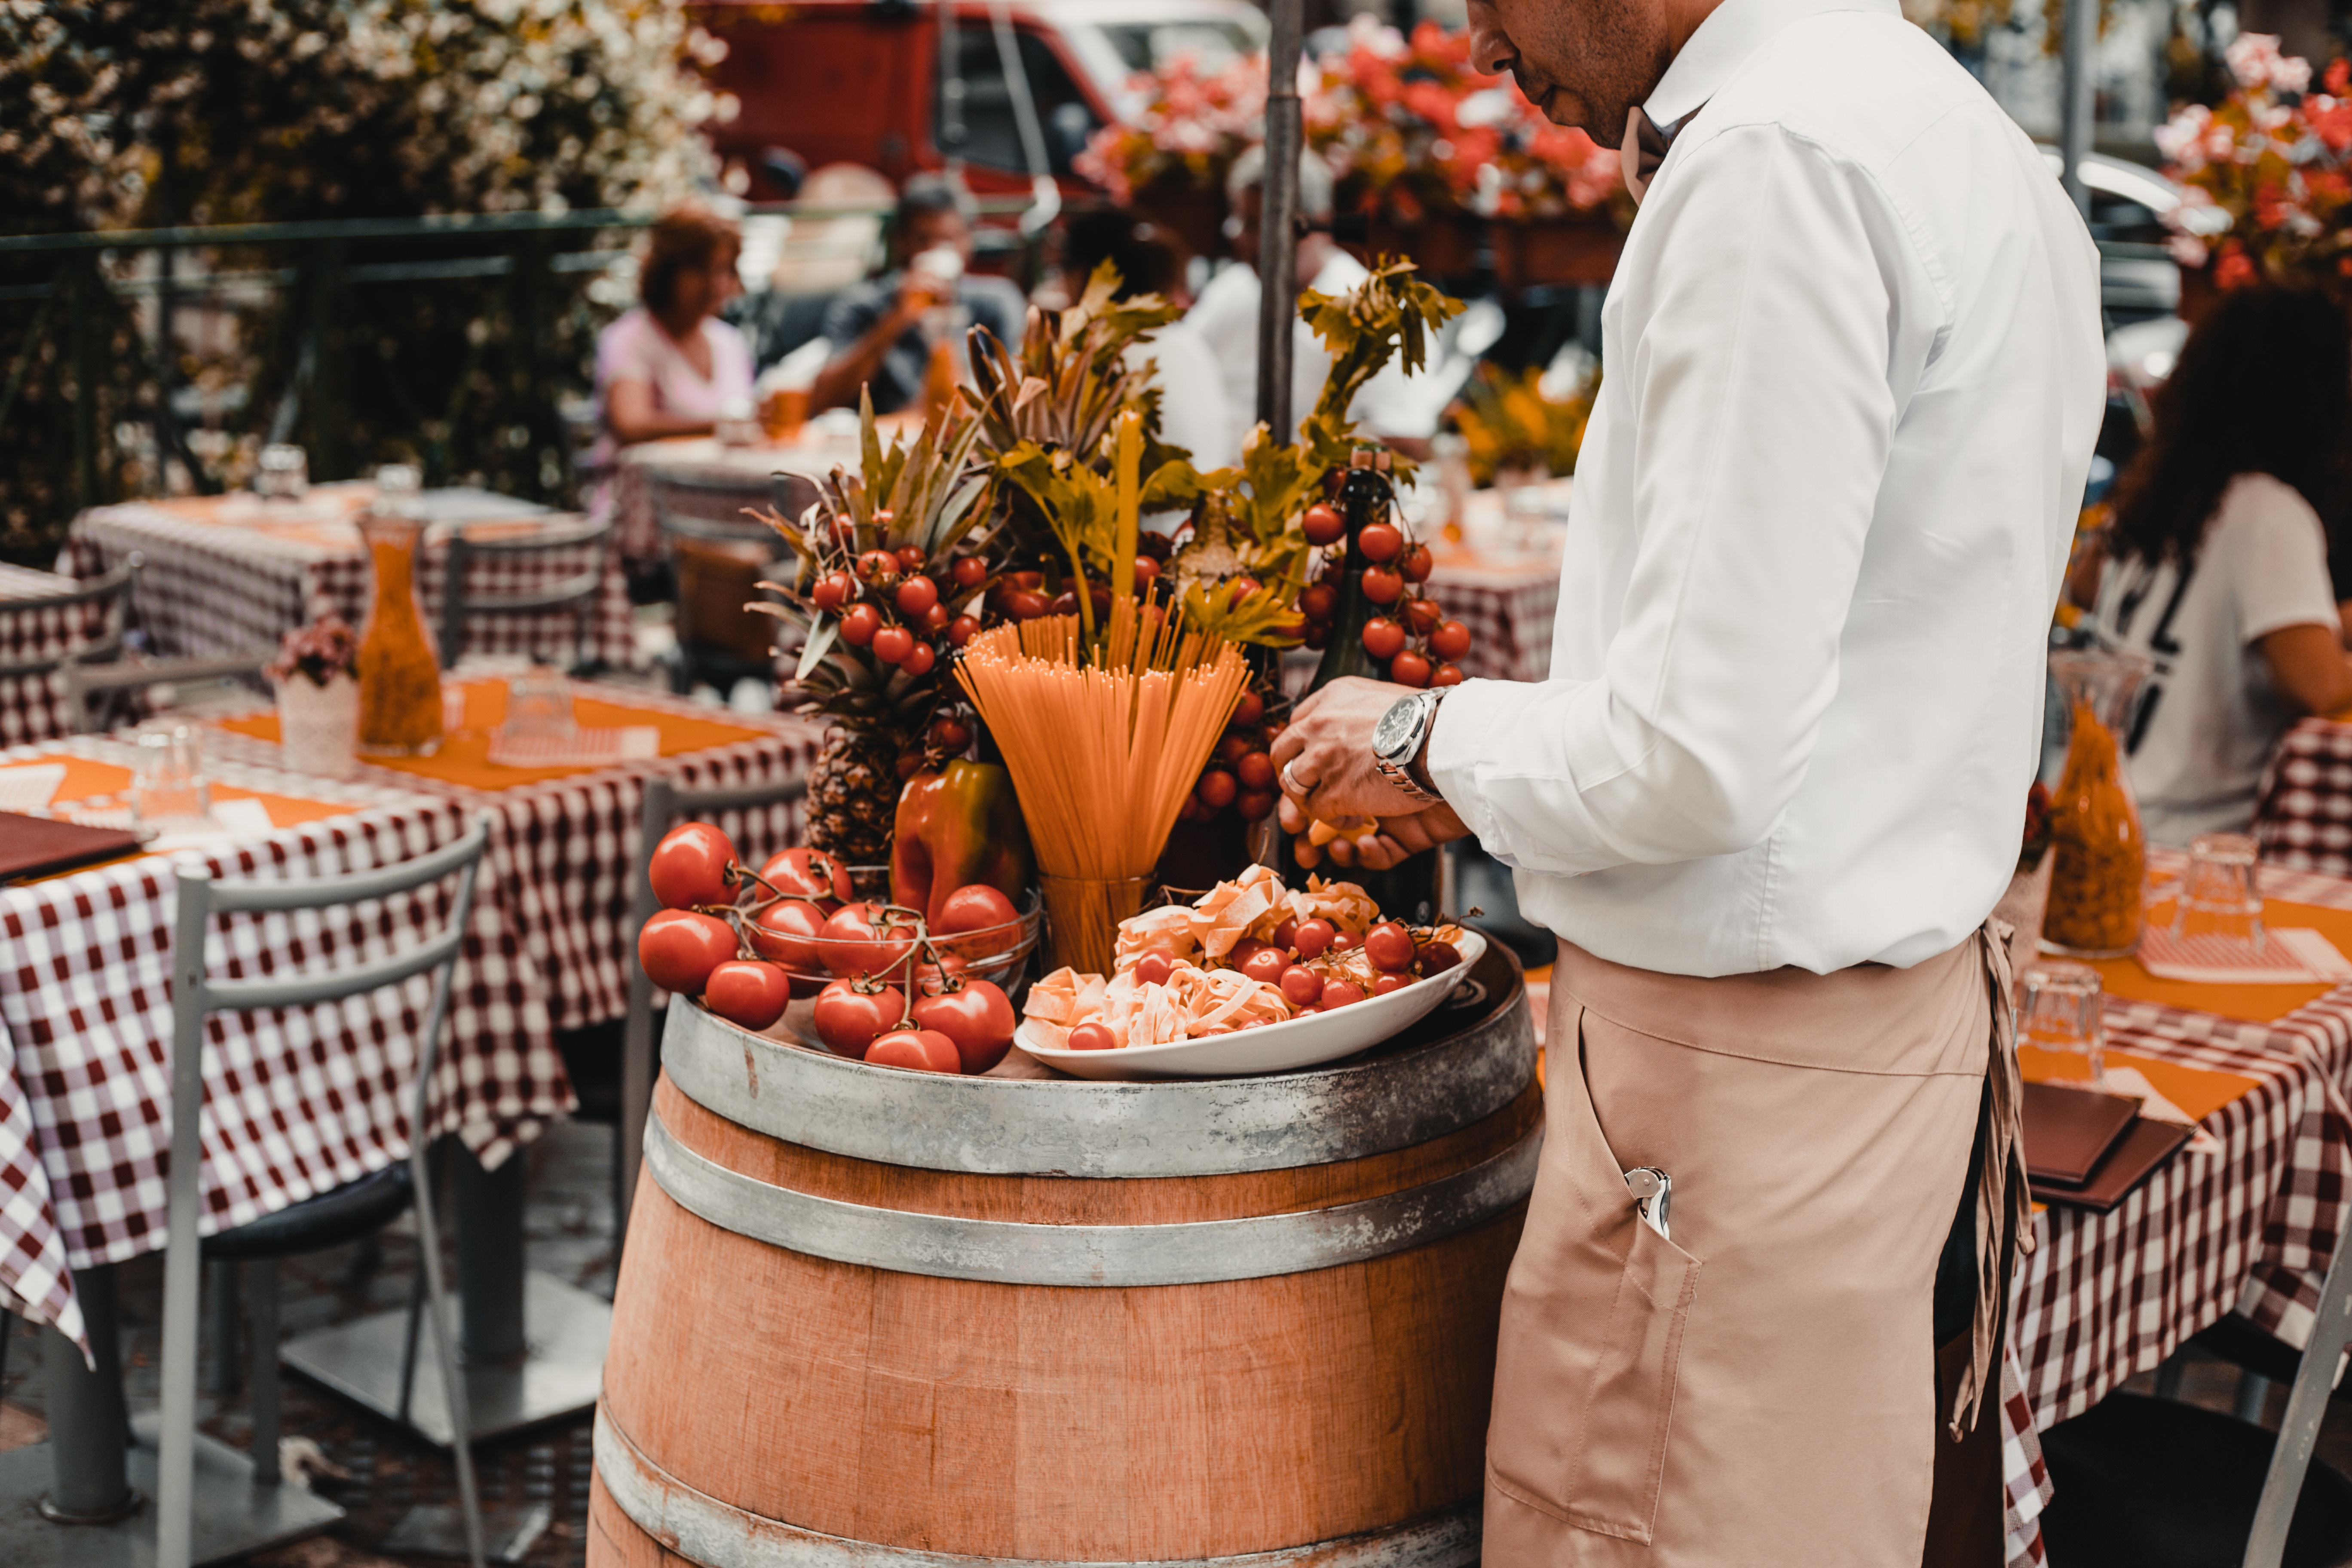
[2174,831,2264,950]
[132,726,211,829]
[504,667,576,740]
[374,463,423,514]
[2018,961,2105,1087]
[255,444,309,499]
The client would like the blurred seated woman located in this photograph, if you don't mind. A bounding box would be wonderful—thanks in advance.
[2087,286,2352,844]
[597,203,754,450]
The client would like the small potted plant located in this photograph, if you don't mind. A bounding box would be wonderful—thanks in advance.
[269,615,361,776]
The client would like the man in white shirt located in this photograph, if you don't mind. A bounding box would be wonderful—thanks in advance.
[1268,0,2104,1557]
[1185,148,1433,445]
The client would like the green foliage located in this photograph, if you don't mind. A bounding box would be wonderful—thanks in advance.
[1296,255,1464,475]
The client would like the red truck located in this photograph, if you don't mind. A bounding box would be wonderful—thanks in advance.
[690,0,1268,202]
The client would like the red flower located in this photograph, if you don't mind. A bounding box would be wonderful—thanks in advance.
[2216,249,2259,289]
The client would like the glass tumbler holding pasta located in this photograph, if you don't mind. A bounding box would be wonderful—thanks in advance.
[2040,649,2152,959]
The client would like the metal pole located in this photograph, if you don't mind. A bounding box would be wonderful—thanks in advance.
[2059,0,2095,218]
[935,0,967,182]
[1256,0,1305,440]
[71,266,96,510]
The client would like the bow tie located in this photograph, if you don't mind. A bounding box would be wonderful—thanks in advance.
[1619,105,1692,205]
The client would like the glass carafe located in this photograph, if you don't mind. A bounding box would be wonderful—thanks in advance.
[355,512,444,756]
[2040,649,2153,958]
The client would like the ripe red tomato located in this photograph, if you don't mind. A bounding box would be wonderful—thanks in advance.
[1235,751,1276,790]
[1004,589,1049,620]
[858,549,900,581]
[1301,502,1345,545]
[1292,918,1336,959]
[1361,618,1406,660]
[1299,583,1340,623]
[948,614,981,646]
[1196,769,1237,810]
[841,603,881,646]
[812,979,906,1059]
[1133,949,1177,986]
[895,545,928,572]
[922,602,952,633]
[912,952,970,992]
[1360,565,1403,605]
[1390,651,1432,689]
[872,625,915,665]
[1402,597,1442,634]
[1237,790,1275,821]
[901,642,937,677]
[1365,921,1417,974]
[1429,619,1472,660]
[810,572,853,611]
[638,910,739,995]
[1374,973,1410,996]
[1431,662,1465,687]
[1133,556,1161,586]
[930,716,974,753]
[747,897,827,969]
[1302,622,1330,650]
[1416,940,1465,975]
[821,902,921,977]
[1357,522,1403,562]
[936,883,1020,935]
[1271,917,1298,950]
[1279,965,1323,1007]
[1320,978,1366,1010]
[704,961,791,1031]
[1068,1022,1118,1051]
[1332,930,1361,953]
[1231,690,1265,726]
[1401,545,1434,582]
[760,846,853,903]
[1239,946,1289,985]
[951,555,988,588]
[867,1028,963,1073]
[895,576,940,617]
[649,822,738,909]
[911,980,1017,1073]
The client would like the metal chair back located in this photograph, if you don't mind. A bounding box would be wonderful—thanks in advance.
[156,817,493,1568]
[436,514,614,672]
[63,652,272,734]
[0,558,138,681]
[616,774,808,1240]
[2244,1199,2352,1567]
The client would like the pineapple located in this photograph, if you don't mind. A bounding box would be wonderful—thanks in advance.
[805,725,901,867]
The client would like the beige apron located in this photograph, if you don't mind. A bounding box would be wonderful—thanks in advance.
[1483,925,2026,1566]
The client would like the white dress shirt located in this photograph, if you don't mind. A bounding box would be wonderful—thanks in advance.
[1184,251,1433,443]
[1425,0,2105,976]
[1129,318,1243,472]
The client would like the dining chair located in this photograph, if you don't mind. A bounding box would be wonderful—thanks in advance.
[614,772,808,1246]
[0,557,139,683]
[650,469,812,696]
[64,652,273,734]
[437,514,616,675]
[156,816,494,1568]
[2037,1221,2352,1567]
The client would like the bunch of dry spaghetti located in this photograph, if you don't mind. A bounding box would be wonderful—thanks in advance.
[954,599,1248,971]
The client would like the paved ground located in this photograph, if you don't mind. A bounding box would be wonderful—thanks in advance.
[1,1118,616,1568]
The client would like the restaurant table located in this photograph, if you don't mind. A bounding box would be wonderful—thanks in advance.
[0,736,491,1559]
[65,482,635,671]
[1424,546,1560,685]
[1996,848,2352,1563]
[0,562,114,747]
[2253,713,2352,877]
[610,431,847,569]
[195,676,828,1446]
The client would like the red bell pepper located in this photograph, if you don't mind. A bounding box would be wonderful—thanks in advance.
[890,761,1032,925]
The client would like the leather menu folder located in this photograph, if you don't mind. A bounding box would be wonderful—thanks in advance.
[0,812,142,883]
[2022,1079,2143,1185]
[2030,1116,2196,1213]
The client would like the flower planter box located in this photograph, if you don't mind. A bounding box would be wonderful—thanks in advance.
[1356,214,1623,290]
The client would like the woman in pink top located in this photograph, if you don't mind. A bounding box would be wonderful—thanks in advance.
[597,203,755,451]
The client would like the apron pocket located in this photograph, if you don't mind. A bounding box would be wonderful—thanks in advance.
[1564,1205,1700,1543]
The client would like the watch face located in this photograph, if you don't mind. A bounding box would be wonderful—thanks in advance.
[1374,697,1420,760]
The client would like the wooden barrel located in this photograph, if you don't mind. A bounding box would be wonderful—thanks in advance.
[590,950,1539,1568]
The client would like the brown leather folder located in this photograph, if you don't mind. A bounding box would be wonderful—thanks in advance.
[0,812,142,884]
[2030,1116,2196,1213]
[2022,1079,2143,1185]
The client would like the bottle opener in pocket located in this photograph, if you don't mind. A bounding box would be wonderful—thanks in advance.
[1624,1167,1672,1241]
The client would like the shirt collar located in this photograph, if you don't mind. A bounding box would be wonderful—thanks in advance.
[1643,0,1902,130]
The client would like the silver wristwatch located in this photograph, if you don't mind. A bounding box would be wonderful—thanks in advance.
[1372,689,1447,805]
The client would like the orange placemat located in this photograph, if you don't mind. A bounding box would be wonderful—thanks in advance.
[2086,897,2352,1023]
[215,682,771,790]
[2019,1044,2264,1125]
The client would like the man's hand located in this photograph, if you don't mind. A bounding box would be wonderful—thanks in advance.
[1268,677,1429,823]
[1277,794,1470,871]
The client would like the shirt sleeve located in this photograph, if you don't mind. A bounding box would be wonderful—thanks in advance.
[1425,122,1939,875]
[2217,475,2340,644]
[595,313,656,392]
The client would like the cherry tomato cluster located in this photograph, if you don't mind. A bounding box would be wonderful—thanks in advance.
[1295,501,1467,689]
[634,823,1022,1075]
[1177,686,1282,825]
[806,511,990,681]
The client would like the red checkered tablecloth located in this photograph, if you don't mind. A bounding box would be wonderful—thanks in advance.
[2254,715,2352,878]
[0,740,569,1357]
[0,564,113,747]
[67,486,635,671]
[610,437,835,568]
[1424,552,1559,685]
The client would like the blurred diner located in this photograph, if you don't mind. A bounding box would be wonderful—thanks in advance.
[596,202,756,453]
[809,174,1029,416]
[1057,210,1240,473]
[2086,286,2352,844]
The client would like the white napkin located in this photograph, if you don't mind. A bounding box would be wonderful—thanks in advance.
[0,763,69,814]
